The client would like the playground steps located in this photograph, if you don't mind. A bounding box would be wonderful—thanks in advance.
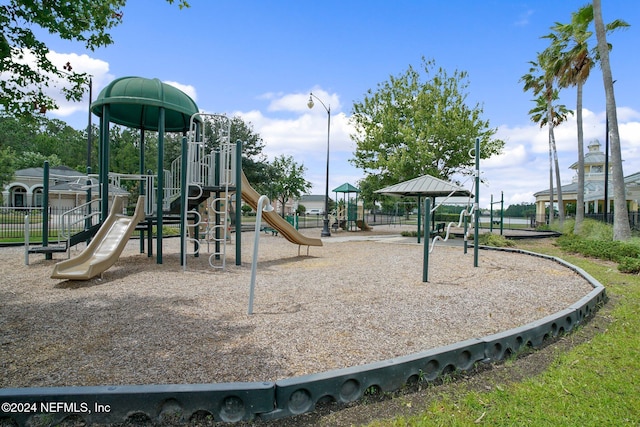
[27,244,67,254]
[27,222,102,255]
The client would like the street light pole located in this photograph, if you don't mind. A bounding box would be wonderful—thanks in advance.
[87,77,93,170]
[307,92,331,237]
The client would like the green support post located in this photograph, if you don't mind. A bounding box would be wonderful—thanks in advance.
[422,198,430,282]
[100,107,110,222]
[139,129,146,254]
[235,140,242,265]
[42,161,51,259]
[417,195,421,244]
[490,194,494,232]
[500,191,504,236]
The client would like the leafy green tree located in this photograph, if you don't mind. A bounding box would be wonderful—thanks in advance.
[504,202,536,218]
[0,146,15,194]
[33,118,88,171]
[357,174,389,220]
[0,115,38,153]
[0,0,189,120]
[593,0,631,241]
[268,155,311,217]
[201,115,269,186]
[12,151,62,170]
[350,57,504,188]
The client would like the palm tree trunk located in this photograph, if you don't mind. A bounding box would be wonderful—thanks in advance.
[575,81,585,233]
[547,104,563,226]
[550,126,564,226]
[593,0,631,240]
[548,133,554,225]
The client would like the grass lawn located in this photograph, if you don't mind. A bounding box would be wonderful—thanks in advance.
[362,238,639,426]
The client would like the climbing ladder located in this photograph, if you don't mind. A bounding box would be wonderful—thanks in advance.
[182,113,235,270]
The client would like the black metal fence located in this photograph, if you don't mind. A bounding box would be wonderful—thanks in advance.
[0,206,98,243]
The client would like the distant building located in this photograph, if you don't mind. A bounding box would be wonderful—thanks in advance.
[298,194,330,214]
[533,139,640,224]
[2,166,129,210]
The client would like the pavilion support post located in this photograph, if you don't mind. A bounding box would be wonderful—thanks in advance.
[422,198,431,282]
[417,195,421,244]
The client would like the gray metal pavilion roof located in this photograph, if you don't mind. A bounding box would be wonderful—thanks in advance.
[375,174,472,198]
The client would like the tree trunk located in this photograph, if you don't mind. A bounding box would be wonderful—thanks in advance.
[550,124,564,226]
[593,0,631,240]
[548,131,554,225]
[574,81,585,234]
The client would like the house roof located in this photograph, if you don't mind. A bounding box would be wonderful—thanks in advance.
[299,195,329,203]
[375,174,472,197]
[15,166,82,179]
[49,177,129,195]
[534,172,640,198]
[569,151,607,169]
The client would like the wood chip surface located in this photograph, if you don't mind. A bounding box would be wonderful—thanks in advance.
[0,226,594,388]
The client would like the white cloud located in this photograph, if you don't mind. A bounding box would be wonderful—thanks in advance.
[45,51,113,117]
[164,81,198,102]
[0,49,113,118]
[236,89,640,206]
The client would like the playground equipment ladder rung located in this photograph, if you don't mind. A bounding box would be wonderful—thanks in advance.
[210,197,227,215]
[208,252,225,269]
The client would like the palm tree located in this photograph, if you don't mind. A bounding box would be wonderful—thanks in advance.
[593,0,631,240]
[546,7,593,234]
[549,4,629,235]
[521,51,572,226]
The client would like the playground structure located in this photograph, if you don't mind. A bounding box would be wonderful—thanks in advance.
[7,80,612,424]
[32,76,321,280]
[331,182,371,231]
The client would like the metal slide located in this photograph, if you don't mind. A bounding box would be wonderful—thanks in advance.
[240,171,323,248]
[50,196,146,280]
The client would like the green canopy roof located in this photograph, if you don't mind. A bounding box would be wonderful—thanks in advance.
[91,76,198,132]
[375,174,471,197]
[332,183,360,193]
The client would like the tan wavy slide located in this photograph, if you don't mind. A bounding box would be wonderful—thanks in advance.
[51,196,146,280]
[240,171,323,248]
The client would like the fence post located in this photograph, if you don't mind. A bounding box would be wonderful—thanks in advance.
[24,213,30,265]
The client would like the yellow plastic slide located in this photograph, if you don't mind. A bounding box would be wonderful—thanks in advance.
[240,171,323,248]
[51,196,146,280]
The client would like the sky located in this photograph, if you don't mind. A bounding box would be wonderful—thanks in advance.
[32,1,640,209]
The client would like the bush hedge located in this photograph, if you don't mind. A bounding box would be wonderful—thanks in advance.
[557,234,640,273]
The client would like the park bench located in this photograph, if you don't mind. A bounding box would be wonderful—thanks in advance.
[262,226,279,236]
[430,222,446,237]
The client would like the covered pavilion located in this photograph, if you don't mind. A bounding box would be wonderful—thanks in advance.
[376,174,473,242]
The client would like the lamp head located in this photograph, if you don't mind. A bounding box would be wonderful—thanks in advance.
[307,94,314,109]
[263,203,274,213]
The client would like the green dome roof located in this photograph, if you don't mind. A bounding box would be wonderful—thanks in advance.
[91,76,198,132]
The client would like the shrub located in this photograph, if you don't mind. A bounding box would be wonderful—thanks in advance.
[557,234,640,263]
[477,233,515,247]
[618,256,640,274]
